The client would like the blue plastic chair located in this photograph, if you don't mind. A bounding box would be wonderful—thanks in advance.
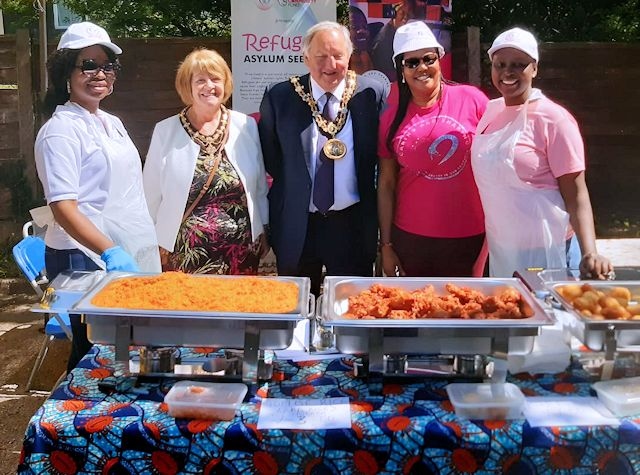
[12,222,72,390]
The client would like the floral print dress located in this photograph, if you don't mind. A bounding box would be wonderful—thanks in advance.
[164,108,260,275]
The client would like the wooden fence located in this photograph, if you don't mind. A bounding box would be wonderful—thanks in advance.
[0,31,36,242]
[0,31,638,241]
[452,34,640,229]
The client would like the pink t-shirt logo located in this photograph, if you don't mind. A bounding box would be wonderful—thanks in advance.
[397,115,471,181]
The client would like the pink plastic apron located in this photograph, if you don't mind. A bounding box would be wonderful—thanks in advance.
[471,91,568,277]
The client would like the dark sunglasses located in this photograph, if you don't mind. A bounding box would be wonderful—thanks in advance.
[75,59,121,77]
[402,54,439,69]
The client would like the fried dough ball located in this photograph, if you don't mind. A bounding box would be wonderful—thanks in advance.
[572,297,592,311]
[599,296,621,309]
[610,286,631,301]
[601,305,630,320]
[560,284,582,300]
[627,304,640,316]
[557,284,638,321]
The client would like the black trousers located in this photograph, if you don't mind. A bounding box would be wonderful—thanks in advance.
[297,203,373,296]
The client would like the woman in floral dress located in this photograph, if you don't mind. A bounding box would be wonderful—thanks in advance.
[144,48,269,274]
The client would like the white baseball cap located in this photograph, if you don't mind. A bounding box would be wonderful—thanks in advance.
[392,21,444,65]
[487,27,538,62]
[57,21,122,55]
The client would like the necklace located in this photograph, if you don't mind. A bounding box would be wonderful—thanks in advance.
[290,70,357,160]
[180,106,229,170]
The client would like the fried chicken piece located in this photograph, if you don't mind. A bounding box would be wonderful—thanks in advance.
[460,301,485,319]
[345,283,531,320]
[445,283,486,305]
[431,294,464,318]
[346,289,391,318]
[387,310,415,319]
[345,284,412,318]
[498,287,522,305]
[481,287,530,319]
[386,287,415,311]
[411,285,438,318]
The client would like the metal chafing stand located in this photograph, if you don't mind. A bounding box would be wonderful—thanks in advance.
[34,271,313,386]
[516,267,640,379]
[315,277,556,382]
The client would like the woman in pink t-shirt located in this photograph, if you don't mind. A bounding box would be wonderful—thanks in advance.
[377,21,488,277]
[471,27,612,278]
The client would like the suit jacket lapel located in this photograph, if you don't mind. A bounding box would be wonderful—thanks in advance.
[294,74,315,181]
[348,77,367,170]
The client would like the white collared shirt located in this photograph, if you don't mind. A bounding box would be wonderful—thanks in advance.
[308,76,359,212]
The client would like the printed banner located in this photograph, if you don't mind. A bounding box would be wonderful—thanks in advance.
[231,0,336,114]
[348,0,452,93]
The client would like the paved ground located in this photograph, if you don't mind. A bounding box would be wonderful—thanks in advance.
[596,238,640,266]
[0,280,70,474]
[0,241,637,473]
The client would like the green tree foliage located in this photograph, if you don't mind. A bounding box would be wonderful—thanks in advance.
[452,0,639,42]
[601,0,640,42]
[61,0,230,37]
[0,0,231,37]
[0,0,39,29]
[337,0,349,25]
[1,0,637,41]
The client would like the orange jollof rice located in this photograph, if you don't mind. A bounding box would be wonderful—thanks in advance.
[91,272,298,313]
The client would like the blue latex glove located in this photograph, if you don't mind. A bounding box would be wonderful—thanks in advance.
[100,246,140,272]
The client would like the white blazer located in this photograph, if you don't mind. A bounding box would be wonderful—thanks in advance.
[143,110,269,252]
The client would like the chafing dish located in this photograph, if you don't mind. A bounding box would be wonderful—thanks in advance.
[35,271,313,385]
[513,267,640,380]
[546,280,640,355]
[316,277,555,381]
[75,272,311,347]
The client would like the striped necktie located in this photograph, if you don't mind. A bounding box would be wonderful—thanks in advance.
[313,92,335,214]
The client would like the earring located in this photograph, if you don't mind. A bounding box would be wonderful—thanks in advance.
[401,75,406,84]
[66,80,71,94]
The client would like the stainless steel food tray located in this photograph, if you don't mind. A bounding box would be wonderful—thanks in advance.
[319,277,554,355]
[74,272,312,321]
[72,272,312,351]
[546,280,640,351]
[31,270,107,314]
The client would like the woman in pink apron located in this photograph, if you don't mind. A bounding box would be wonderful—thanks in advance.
[471,27,612,278]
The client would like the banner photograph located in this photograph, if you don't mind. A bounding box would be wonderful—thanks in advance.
[348,0,452,91]
[231,0,336,114]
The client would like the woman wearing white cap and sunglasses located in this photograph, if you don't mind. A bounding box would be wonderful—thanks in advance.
[34,22,160,370]
[471,27,612,279]
[378,21,489,277]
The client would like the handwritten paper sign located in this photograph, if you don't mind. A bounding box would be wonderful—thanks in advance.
[257,397,351,430]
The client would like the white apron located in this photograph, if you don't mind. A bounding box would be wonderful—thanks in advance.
[471,90,568,277]
[93,114,161,272]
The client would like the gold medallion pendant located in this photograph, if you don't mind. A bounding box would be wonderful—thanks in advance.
[290,70,357,161]
[323,138,347,160]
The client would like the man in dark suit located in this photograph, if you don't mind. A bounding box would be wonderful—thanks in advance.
[259,21,385,296]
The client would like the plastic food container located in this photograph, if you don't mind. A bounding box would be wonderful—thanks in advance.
[164,381,248,420]
[446,382,525,420]
[592,376,640,417]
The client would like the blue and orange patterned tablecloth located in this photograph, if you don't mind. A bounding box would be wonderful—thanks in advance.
[18,345,640,474]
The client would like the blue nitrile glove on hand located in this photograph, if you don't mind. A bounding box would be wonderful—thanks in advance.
[100,246,140,272]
